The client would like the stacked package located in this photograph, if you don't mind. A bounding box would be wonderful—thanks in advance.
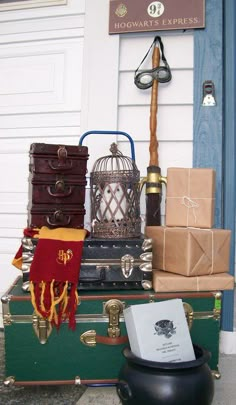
[146,167,234,292]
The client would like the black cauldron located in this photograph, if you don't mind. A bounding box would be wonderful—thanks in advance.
[117,345,214,405]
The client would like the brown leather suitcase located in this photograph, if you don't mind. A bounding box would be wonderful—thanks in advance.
[28,142,88,229]
[29,143,88,176]
[29,205,86,228]
[29,174,87,205]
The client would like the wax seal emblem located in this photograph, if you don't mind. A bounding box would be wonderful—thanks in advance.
[154,319,176,339]
[115,3,128,17]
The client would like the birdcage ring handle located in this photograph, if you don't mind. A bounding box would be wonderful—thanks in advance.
[78,130,136,162]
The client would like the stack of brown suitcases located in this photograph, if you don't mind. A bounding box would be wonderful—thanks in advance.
[28,142,89,229]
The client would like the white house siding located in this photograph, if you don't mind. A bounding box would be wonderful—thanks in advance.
[117,33,193,225]
[0,0,86,326]
[81,1,193,229]
[0,0,193,326]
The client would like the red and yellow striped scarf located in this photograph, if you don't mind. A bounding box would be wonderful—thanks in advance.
[28,227,87,330]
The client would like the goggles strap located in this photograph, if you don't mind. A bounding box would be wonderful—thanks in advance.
[134,36,168,77]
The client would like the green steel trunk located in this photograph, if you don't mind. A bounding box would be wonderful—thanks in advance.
[2,277,221,386]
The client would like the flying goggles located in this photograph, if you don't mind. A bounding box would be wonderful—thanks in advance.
[134,36,172,90]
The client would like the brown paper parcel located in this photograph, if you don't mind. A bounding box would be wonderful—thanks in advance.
[145,226,231,276]
[153,270,234,292]
[165,167,216,228]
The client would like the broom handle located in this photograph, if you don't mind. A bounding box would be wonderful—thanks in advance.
[149,46,160,166]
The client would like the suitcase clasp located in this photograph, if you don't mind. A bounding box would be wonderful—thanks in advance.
[80,330,96,347]
[121,254,134,278]
[32,314,52,344]
[104,299,124,338]
[183,302,194,329]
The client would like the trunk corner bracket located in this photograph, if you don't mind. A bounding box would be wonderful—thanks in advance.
[1,294,12,304]
[75,376,81,385]
[4,376,15,387]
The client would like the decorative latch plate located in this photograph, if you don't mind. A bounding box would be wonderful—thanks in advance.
[3,313,12,326]
[32,313,52,344]
[121,254,134,278]
[104,299,124,338]
[80,330,96,347]
[183,302,194,329]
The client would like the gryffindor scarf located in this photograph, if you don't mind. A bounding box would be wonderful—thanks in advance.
[12,227,40,270]
[29,227,87,330]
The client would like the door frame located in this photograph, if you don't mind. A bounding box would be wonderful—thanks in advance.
[221,0,236,331]
[193,0,235,331]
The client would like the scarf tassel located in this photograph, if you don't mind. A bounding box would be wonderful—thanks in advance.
[29,280,78,330]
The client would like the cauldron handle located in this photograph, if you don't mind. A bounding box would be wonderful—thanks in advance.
[117,380,133,401]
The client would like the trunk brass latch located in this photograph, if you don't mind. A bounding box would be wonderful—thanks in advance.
[104,299,124,338]
[183,302,194,329]
[80,330,96,347]
[121,254,134,278]
[80,299,125,347]
[32,313,52,344]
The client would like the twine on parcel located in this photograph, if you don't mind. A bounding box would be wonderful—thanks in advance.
[206,228,214,275]
[168,168,212,226]
[183,168,199,225]
[163,227,166,270]
[181,195,199,224]
[196,276,200,291]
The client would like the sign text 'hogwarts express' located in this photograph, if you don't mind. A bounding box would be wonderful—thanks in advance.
[109,0,205,34]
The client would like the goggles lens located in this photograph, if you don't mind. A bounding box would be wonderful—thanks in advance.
[135,66,172,89]
[134,35,172,90]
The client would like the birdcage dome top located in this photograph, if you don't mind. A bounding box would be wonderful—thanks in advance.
[91,143,139,182]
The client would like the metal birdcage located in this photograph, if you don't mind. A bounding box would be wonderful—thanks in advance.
[90,142,141,238]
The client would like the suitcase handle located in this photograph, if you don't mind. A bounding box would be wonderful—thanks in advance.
[79,130,136,161]
[48,159,73,171]
[80,330,128,346]
[79,269,106,284]
[46,210,71,227]
[47,182,73,198]
[48,146,74,171]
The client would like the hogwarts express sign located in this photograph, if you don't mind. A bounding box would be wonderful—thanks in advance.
[109,0,205,34]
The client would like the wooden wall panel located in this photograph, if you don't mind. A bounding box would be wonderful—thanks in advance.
[0,39,83,114]
[118,105,193,141]
[0,1,86,322]
[119,70,193,105]
[119,33,193,70]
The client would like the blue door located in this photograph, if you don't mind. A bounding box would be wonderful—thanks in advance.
[193,0,235,331]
